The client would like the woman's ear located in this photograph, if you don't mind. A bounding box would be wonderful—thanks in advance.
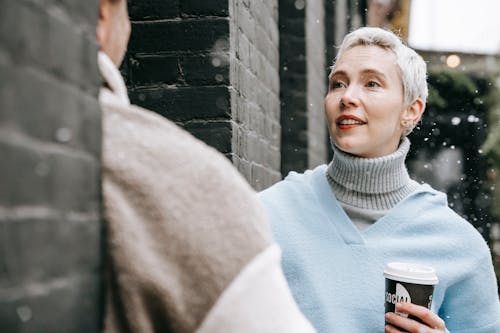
[402,98,425,125]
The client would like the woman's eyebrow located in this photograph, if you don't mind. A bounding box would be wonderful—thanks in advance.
[360,68,387,79]
[329,70,347,79]
[330,68,387,79]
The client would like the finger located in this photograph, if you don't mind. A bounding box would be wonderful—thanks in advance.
[396,303,446,329]
[385,323,402,333]
[385,312,425,332]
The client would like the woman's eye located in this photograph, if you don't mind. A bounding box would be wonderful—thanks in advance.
[330,81,346,89]
[366,81,380,88]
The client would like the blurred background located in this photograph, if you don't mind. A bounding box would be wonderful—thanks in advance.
[1,0,499,331]
[407,0,500,285]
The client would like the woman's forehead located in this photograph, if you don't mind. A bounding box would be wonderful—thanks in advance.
[334,46,399,75]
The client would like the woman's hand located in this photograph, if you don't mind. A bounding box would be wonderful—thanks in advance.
[385,302,448,333]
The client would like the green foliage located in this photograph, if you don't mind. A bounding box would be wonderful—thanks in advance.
[481,77,500,165]
[427,69,481,113]
[424,69,500,222]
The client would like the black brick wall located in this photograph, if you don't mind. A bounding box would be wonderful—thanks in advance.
[125,0,231,157]
[0,1,102,332]
[125,0,280,190]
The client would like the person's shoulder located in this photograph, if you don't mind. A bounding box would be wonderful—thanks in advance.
[102,102,251,190]
[409,183,448,204]
[103,102,196,149]
[260,165,327,192]
[103,102,228,162]
[411,183,490,250]
[285,165,327,182]
[258,164,328,207]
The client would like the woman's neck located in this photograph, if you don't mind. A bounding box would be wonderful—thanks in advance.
[326,137,418,211]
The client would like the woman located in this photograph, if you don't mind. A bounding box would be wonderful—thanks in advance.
[259,27,500,332]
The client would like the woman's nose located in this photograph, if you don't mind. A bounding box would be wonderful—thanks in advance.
[340,85,360,108]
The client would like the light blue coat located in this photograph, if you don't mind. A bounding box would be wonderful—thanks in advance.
[259,165,500,333]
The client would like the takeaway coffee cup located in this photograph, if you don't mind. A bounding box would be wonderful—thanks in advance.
[384,262,438,330]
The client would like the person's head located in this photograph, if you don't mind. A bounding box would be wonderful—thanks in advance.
[96,0,131,66]
[325,27,427,158]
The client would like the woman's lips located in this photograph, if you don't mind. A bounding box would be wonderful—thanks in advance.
[336,115,366,129]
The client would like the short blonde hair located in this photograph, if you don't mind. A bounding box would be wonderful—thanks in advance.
[331,27,428,106]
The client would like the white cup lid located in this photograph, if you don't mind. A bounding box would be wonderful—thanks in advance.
[383,262,439,285]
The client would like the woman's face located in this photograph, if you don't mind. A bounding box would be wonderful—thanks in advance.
[325,45,407,158]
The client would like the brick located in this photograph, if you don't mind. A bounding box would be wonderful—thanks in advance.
[266,88,280,112]
[265,0,279,23]
[53,0,100,28]
[264,115,280,145]
[266,143,281,170]
[79,94,102,157]
[184,120,233,153]
[246,132,267,164]
[234,1,255,43]
[128,0,179,20]
[266,14,280,46]
[232,154,252,182]
[251,162,281,191]
[46,10,83,82]
[180,0,229,17]
[260,32,279,70]
[0,273,101,333]
[233,124,248,159]
[280,35,306,60]
[128,54,179,86]
[234,61,251,99]
[280,89,307,105]
[128,18,229,53]
[248,104,264,133]
[278,0,307,19]
[254,25,270,68]
[129,86,231,122]
[249,1,266,28]
[0,63,101,155]
[0,2,99,92]
[0,2,42,66]
[237,32,251,68]
[281,146,308,171]
[281,105,307,131]
[247,44,261,77]
[231,90,251,127]
[0,214,100,287]
[0,139,100,212]
[181,54,229,85]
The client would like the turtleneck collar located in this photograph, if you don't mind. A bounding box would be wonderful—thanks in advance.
[326,137,418,210]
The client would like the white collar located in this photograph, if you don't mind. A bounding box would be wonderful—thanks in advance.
[98,51,130,107]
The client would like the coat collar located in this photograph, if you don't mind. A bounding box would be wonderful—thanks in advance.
[98,51,130,107]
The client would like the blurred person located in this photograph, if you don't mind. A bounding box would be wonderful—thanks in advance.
[96,0,315,332]
[259,27,500,333]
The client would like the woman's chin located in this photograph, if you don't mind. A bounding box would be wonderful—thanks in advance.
[332,140,359,155]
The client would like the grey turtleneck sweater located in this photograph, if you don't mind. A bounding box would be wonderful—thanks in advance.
[326,137,419,230]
